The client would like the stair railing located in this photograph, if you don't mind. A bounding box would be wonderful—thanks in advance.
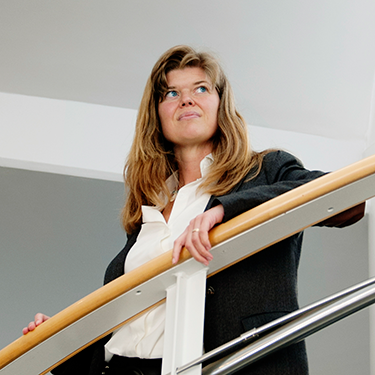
[1,154,375,374]
[173,276,375,374]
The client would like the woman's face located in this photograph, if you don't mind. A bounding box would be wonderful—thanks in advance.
[158,67,220,151]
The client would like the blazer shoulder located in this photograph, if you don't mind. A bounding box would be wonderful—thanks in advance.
[262,150,304,167]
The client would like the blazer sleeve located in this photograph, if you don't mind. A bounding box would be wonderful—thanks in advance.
[212,151,326,223]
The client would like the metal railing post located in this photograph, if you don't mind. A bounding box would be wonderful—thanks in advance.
[162,266,208,375]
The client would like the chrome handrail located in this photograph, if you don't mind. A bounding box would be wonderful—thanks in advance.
[172,277,375,375]
[201,278,375,374]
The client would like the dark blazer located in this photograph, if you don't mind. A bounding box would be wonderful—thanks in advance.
[53,151,326,375]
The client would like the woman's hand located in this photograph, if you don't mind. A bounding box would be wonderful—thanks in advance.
[22,313,50,335]
[318,202,365,228]
[172,205,224,266]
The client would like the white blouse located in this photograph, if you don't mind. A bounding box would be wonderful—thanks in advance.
[104,154,213,360]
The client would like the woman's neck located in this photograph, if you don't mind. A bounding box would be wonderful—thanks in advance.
[174,144,212,186]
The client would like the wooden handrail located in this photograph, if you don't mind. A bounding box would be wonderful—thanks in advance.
[1,153,375,374]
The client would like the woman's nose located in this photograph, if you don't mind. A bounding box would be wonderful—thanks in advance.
[180,92,195,107]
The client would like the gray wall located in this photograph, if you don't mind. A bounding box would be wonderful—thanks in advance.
[0,166,370,374]
[0,167,126,348]
[299,223,369,374]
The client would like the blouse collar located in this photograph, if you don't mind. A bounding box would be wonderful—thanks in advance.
[166,153,214,193]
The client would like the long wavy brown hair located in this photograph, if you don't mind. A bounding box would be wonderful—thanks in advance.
[122,45,267,234]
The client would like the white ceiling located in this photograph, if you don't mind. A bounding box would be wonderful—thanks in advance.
[1,0,375,141]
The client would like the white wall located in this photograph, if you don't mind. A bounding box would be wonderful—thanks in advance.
[249,124,365,170]
[0,91,366,178]
[0,92,137,181]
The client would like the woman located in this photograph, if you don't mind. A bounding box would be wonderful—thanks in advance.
[24,45,365,374]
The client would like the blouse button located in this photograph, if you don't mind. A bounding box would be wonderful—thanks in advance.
[207,286,215,295]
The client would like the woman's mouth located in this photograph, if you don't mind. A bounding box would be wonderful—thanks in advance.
[178,111,201,121]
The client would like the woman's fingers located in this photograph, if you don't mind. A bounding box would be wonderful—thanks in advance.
[172,231,187,264]
[34,312,49,325]
[172,205,224,265]
[22,313,50,335]
[173,214,209,265]
[188,217,213,265]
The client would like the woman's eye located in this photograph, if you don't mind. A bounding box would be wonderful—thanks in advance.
[196,86,207,93]
[166,90,178,98]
